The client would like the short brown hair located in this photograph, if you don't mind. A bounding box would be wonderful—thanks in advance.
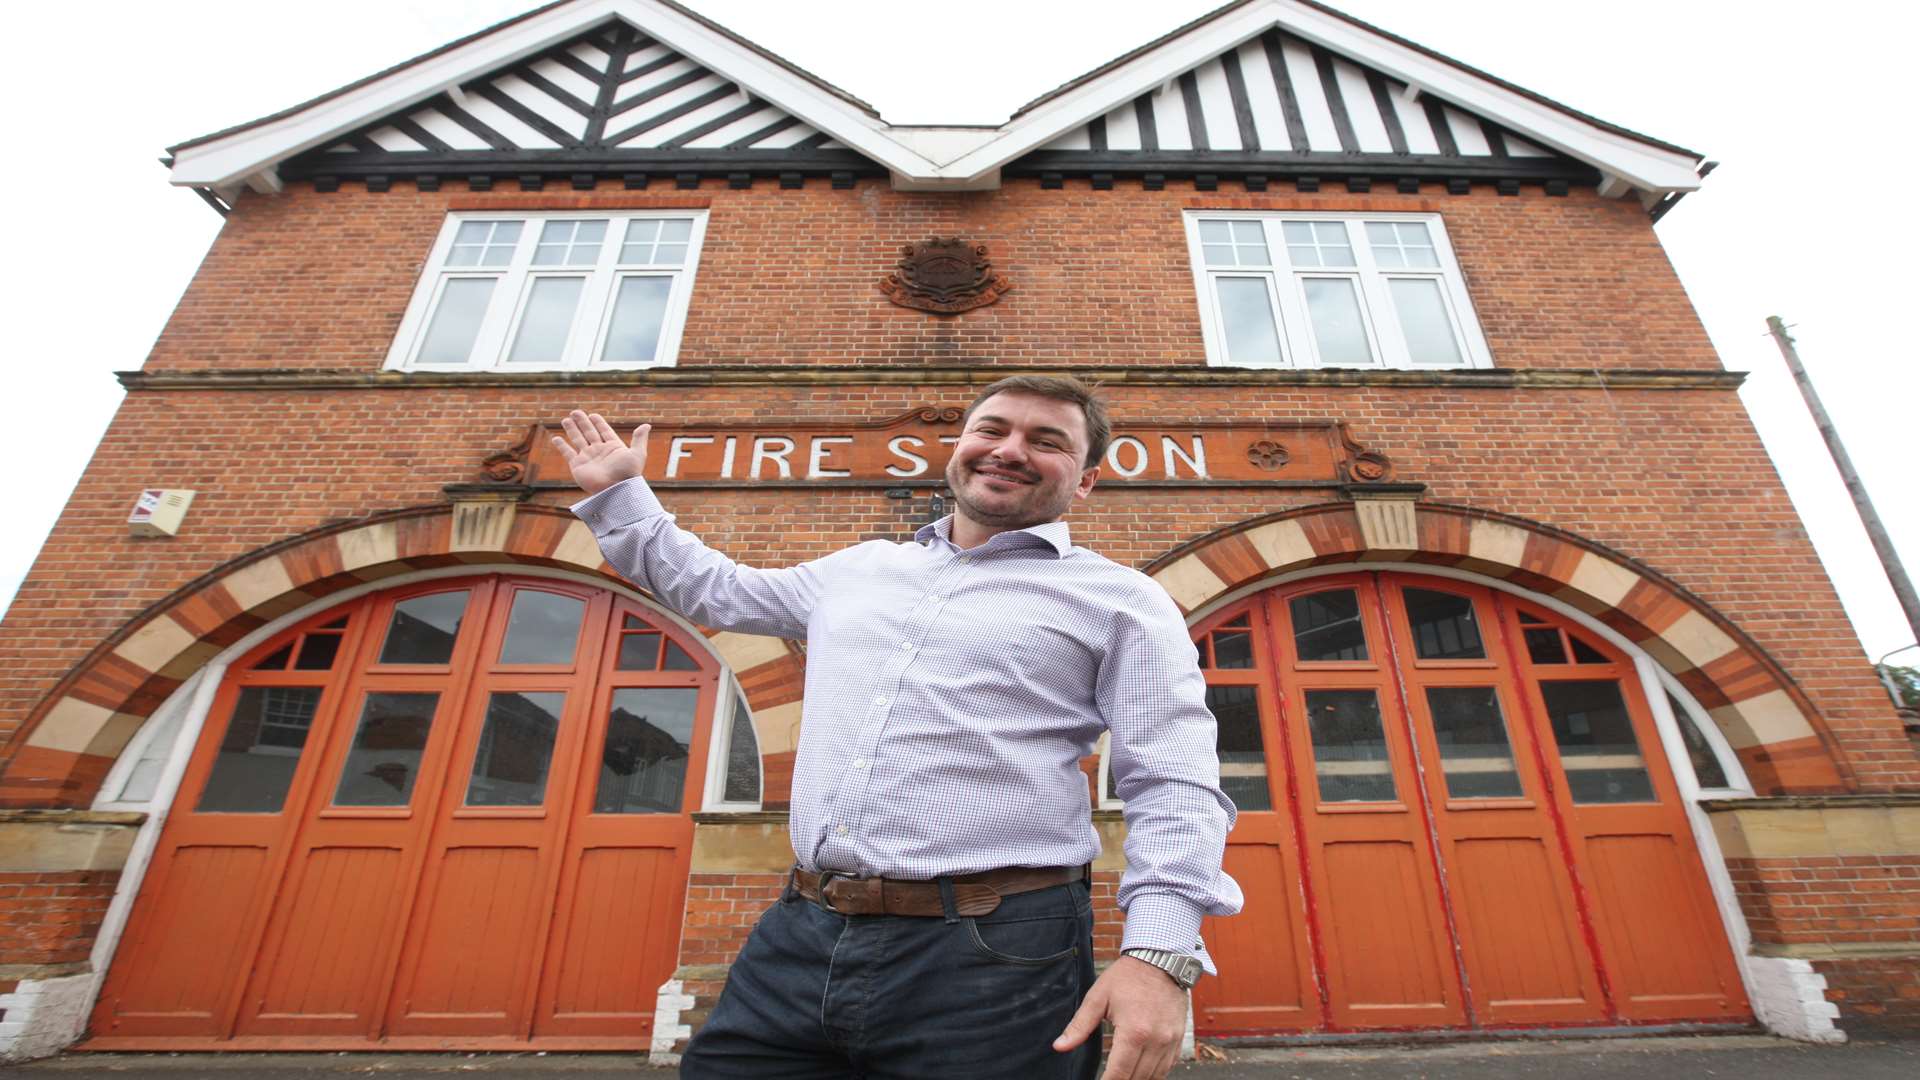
[961,375,1111,469]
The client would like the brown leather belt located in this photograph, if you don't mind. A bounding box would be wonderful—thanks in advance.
[792,865,1083,917]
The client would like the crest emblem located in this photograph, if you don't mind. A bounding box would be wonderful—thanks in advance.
[878,237,1013,314]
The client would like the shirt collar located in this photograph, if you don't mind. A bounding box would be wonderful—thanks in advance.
[914,515,1075,558]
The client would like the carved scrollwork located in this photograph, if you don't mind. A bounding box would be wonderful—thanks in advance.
[879,237,1013,314]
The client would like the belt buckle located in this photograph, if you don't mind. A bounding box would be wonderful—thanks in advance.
[815,870,847,914]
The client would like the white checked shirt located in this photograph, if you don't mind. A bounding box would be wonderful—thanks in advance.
[574,477,1242,963]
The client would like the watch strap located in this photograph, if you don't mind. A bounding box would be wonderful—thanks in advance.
[1121,947,1203,989]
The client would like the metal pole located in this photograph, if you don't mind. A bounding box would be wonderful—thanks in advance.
[1767,315,1920,648]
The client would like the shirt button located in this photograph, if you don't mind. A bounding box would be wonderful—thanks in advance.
[899,641,914,651]
[873,694,888,706]
[852,758,870,770]
[834,824,849,835]
[925,594,941,604]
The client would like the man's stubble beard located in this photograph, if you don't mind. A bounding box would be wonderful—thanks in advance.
[944,457,1078,531]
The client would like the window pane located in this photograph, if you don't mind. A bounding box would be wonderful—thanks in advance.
[1404,588,1486,660]
[1200,220,1233,244]
[1292,589,1368,662]
[333,692,440,806]
[1524,627,1568,665]
[659,219,691,242]
[1211,630,1253,669]
[505,277,584,364]
[416,278,496,364]
[466,691,564,806]
[603,276,673,364]
[1303,278,1373,365]
[721,686,761,804]
[1389,278,1463,365]
[197,686,322,813]
[450,220,521,267]
[1426,686,1523,798]
[253,643,294,671]
[1307,689,1395,802]
[1668,691,1731,789]
[1540,680,1655,803]
[620,218,663,263]
[378,591,469,665]
[662,639,699,671]
[595,687,699,813]
[1209,684,1270,811]
[1203,243,1237,267]
[293,633,341,671]
[1569,635,1610,664]
[1287,221,1354,268]
[654,243,688,265]
[618,631,662,670]
[533,219,603,267]
[498,590,586,665]
[1216,277,1283,366]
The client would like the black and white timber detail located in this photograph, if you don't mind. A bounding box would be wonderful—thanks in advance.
[1012,29,1595,190]
[281,20,876,187]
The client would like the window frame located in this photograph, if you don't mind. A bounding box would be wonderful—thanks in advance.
[1182,210,1493,371]
[384,209,710,373]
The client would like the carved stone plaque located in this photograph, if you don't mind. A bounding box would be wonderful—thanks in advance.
[878,237,1012,314]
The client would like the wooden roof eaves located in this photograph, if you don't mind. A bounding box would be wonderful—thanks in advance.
[166,0,914,192]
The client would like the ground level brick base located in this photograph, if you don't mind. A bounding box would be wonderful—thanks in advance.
[1817,955,1920,1033]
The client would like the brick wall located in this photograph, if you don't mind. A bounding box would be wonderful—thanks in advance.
[0,872,117,968]
[1725,853,1920,1032]
[142,179,1717,376]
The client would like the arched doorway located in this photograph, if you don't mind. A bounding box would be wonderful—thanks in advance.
[1187,570,1750,1036]
[86,573,727,1050]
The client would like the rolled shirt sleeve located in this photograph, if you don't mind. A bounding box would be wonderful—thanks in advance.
[1099,577,1243,974]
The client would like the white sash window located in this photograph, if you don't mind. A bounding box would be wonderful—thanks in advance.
[1184,212,1491,370]
[387,210,709,371]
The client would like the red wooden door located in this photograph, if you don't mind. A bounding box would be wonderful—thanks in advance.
[1504,600,1748,1023]
[1269,574,1466,1030]
[1188,609,1322,1035]
[1376,578,1608,1027]
[1190,571,1749,1037]
[87,574,720,1050]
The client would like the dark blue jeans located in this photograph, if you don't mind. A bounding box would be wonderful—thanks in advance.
[680,875,1100,1079]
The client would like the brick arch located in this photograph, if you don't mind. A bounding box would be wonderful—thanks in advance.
[0,503,806,808]
[1145,500,1851,796]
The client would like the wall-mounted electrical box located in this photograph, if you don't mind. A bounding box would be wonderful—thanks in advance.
[128,489,195,537]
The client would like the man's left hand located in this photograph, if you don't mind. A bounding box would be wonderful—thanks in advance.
[1053,954,1188,1079]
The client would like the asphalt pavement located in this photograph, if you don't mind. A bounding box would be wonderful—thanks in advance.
[3,1034,1915,1077]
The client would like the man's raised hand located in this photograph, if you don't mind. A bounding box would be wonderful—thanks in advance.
[553,410,650,497]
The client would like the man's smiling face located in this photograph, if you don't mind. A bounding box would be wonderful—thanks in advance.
[944,391,1101,535]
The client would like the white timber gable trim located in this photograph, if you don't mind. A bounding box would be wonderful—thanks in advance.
[168,0,934,195]
[168,0,1703,201]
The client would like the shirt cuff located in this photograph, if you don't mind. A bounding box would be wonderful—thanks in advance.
[570,476,668,535]
[1120,891,1217,976]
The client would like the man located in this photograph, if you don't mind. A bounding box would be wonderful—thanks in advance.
[557,375,1240,1079]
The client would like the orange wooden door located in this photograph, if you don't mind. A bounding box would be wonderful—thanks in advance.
[1188,608,1322,1035]
[229,579,499,1039]
[1375,578,1609,1027]
[1504,600,1749,1023]
[89,574,720,1051]
[1267,574,1466,1030]
[88,609,374,1040]
[531,598,717,1041]
[384,580,612,1039]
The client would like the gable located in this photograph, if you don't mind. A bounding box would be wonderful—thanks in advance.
[280,19,861,184]
[1026,27,1574,175]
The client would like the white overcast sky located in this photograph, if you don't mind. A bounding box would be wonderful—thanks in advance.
[3,0,1915,665]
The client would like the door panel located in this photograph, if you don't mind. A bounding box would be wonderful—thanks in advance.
[1320,839,1454,1018]
[250,846,407,1025]
[102,845,273,1030]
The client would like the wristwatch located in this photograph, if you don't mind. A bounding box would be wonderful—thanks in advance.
[1121,947,1204,989]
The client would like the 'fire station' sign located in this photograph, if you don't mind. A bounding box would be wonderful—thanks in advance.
[482,407,1392,488]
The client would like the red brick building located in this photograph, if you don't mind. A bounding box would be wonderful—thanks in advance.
[1,0,1915,1062]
